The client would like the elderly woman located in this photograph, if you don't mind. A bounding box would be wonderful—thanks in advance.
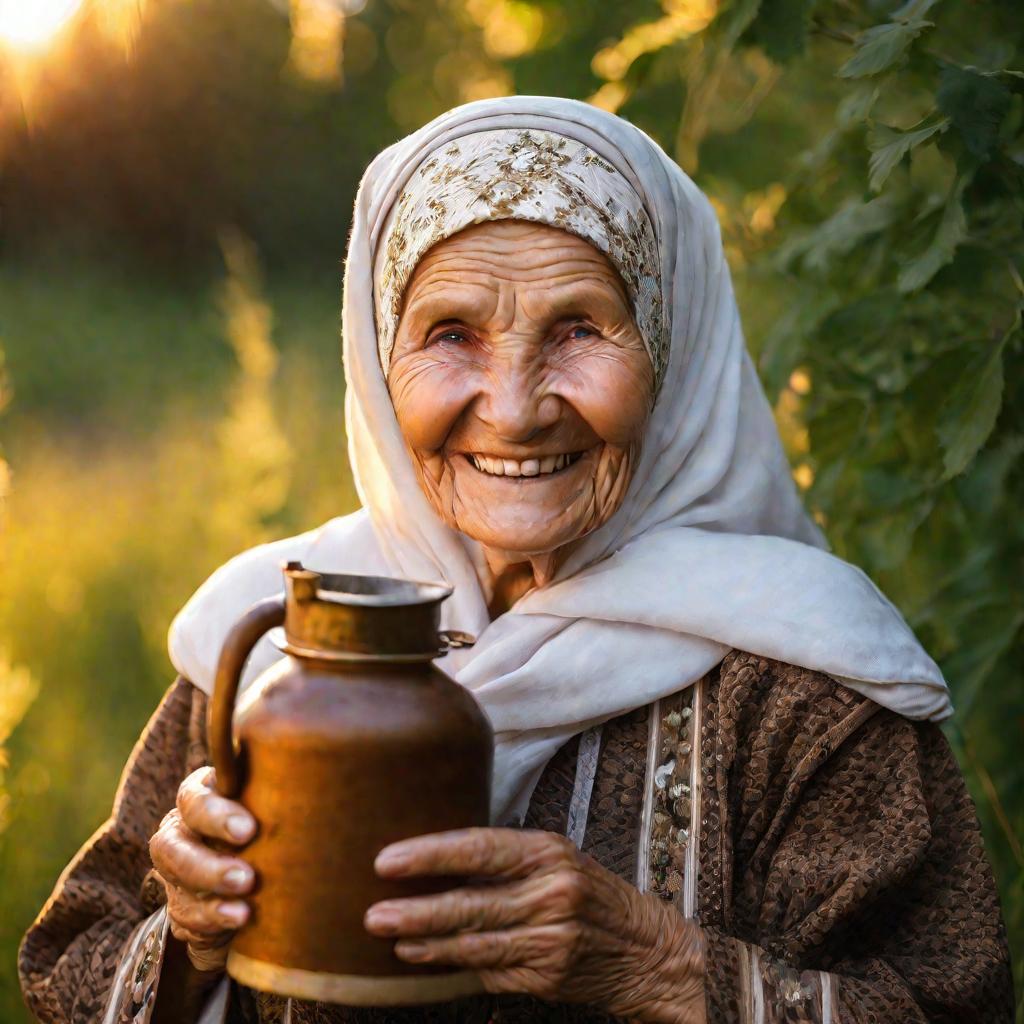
[20,98,1012,1024]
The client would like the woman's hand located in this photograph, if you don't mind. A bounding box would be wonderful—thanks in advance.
[148,766,257,973]
[365,828,705,1023]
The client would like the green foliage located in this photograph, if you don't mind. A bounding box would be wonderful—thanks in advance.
[589,0,1024,1012]
[896,181,966,291]
[701,0,1024,1010]
[938,66,1014,159]
[867,115,949,191]
[743,0,817,62]
[937,309,1015,479]
[838,15,932,78]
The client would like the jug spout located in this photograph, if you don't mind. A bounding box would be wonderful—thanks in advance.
[284,562,321,604]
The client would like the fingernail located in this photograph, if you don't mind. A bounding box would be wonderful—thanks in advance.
[218,901,248,926]
[227,814,254,841]
[224,866,252,891]
[364,905,400,934]
[375,849,410,875]
[396,942,429,963]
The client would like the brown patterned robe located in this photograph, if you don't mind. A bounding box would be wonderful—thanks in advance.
[18,652,1014,1023]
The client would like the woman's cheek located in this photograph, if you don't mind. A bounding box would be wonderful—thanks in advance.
[389,355,478,452]
[559,349,652,445]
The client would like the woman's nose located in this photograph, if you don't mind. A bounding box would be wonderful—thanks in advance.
[476,362,560,443]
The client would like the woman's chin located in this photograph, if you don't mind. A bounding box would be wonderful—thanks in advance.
[460,520,586,560]
[451,501,591,561]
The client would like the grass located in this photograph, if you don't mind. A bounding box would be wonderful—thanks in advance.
[0,244,357,1020]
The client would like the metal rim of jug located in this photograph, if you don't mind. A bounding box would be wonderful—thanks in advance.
[268,626,475,663]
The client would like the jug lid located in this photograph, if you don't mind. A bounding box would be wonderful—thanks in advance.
[269,561,473,663]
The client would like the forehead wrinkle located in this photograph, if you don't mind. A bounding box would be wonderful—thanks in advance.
[517,277,632,326]
[425,251,609,284]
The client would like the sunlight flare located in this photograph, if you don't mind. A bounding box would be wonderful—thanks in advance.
[0,0,83,50]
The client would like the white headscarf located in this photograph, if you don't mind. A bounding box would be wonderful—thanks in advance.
[169,96,950,826]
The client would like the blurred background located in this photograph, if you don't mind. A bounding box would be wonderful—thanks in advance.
[0,0,1021,1018]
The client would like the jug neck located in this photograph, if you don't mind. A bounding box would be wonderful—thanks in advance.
[272,562,458,664]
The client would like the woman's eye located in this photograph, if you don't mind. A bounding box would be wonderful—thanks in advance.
[567,323,596,341]
[430,328,469,345]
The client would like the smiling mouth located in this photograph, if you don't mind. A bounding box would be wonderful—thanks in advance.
[465,451,587,478]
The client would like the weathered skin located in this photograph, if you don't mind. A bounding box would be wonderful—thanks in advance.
[149,222,705,1023]
[388,221,653,602]
[149,766,255,961]
[369,828,705,1023]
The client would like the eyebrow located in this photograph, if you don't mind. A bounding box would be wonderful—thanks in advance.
[401,290,491,332]
[523,279,632,323]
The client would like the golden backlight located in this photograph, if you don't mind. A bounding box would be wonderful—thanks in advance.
[0,0,83,50]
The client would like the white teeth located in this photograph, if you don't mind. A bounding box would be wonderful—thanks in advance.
[469,453,581,477]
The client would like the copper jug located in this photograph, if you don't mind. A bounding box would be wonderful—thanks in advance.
[210,561,493,1006]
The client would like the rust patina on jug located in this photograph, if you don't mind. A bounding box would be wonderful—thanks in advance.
[210,561,493,1006]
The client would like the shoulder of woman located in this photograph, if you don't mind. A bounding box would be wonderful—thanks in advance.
[717,649,871,721]
[709,650,925,778]
[702,654,963,847]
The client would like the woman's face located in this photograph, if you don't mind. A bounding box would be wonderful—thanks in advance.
[387,220,653,561]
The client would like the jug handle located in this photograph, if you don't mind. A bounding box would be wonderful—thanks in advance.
[210,595,287,799]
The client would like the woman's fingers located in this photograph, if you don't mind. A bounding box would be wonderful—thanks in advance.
[150,767,257,972]
[149,766,256,898]
[165,885,250,943]
[365,877,542,937]
[177,766,256,846]
[375,828,572,880]
[149,809,254,897]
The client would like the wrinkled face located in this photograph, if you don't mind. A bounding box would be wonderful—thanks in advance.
[387,220,653,560]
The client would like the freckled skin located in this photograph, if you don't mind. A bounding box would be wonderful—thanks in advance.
[387,221,653,600]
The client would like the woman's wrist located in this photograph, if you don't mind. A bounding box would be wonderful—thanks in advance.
[185,940,229,974]
[609,893,706,1024]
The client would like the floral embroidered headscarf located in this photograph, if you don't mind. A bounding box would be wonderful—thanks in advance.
[373,129,665,385]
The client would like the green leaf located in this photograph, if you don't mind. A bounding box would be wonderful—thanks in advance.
[836,82,880,128]
[941,603,1024,718]
[838,18,933,79]
[780,196,898,273]
[807,399,868,466]
[757,285,842,396]
[897,190,968,292]
[858,496,935,571]
[868,117,949,191]
[956,435,1024,523]
[937,66,1013,159]
[936,310,1019,480]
